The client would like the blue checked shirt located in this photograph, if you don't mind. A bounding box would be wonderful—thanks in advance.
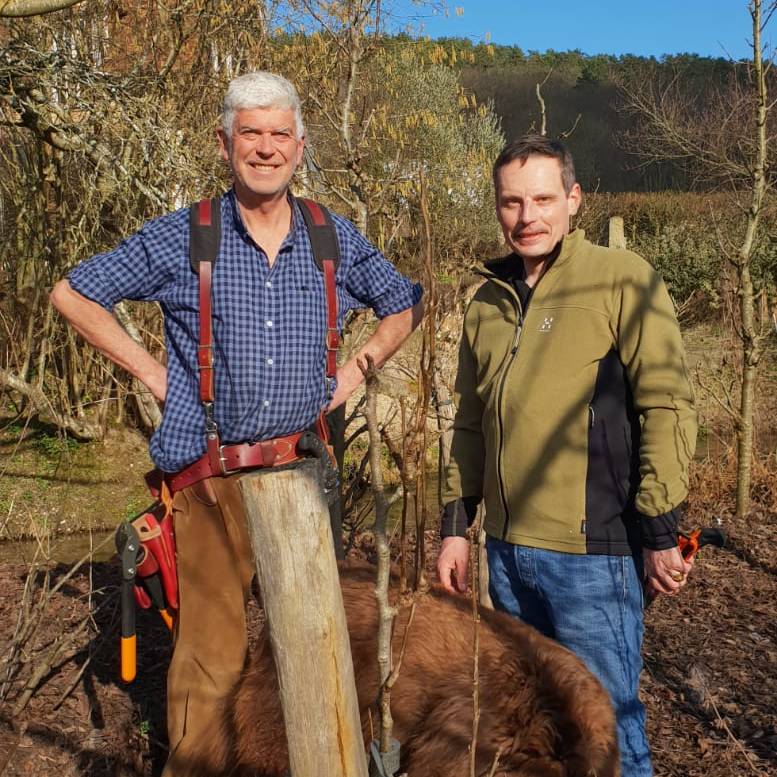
[69,190,422,472]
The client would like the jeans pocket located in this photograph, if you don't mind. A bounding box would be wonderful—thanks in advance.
[620,556,629,604]
[620,555,645,613]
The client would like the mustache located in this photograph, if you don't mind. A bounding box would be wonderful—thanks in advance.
[513,229,548,238]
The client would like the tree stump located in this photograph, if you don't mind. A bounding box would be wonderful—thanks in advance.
[238,460,367,777]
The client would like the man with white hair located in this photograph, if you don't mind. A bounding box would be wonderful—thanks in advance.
[51,72,423,775]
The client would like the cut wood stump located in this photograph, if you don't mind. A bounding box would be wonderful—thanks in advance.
[239,460,368,777]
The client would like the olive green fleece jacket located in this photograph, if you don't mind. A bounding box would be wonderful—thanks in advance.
[442,229,698,554]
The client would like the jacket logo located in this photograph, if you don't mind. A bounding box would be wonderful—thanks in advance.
[539,316,554,333]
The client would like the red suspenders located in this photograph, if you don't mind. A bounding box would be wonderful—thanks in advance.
[295,198,341,391]
[188,196,340,477]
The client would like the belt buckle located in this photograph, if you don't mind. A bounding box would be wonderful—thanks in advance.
[218,445,240,476]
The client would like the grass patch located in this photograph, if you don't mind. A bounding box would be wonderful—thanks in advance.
[0,423,152,541]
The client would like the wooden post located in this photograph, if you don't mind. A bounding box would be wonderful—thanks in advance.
[608,216,626,250]
[238,460,368,777]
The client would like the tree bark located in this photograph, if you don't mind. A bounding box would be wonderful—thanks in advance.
[734,0,769,516]
[363,361,398,756]
[0,0,83,18]
[432,366,455,498]
[238,461,367,777]
[0,367,101,440]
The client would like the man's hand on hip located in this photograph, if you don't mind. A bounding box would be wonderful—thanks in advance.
[437,536,470,594]
[643,545,694,598]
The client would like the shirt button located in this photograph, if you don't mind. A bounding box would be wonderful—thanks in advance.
[266,320,273,327]
[266,281,272,288]
[263,400,270,407]
[267,358,274,365]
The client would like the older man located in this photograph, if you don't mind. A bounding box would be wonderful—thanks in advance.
[51,72,422,776]
[437,135,696,777]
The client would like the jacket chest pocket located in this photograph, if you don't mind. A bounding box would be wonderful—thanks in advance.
[471,313,517,397]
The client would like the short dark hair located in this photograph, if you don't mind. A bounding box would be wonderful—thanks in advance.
[493,135,576,194]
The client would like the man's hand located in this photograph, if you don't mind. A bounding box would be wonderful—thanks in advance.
[643,546,694,598]
[437,536,470,594]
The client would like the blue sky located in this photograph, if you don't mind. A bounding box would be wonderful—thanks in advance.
[389,1,774,60]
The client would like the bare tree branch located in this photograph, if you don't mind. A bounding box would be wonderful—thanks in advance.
[0,0,84,18]
[0,367,101,439]
[114,302,162,430]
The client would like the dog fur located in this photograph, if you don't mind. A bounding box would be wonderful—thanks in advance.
[199,562,619,777]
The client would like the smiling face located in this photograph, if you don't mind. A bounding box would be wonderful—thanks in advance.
[495,154,581,264]
[217,106,305,204]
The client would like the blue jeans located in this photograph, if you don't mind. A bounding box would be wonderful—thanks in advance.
[486,537,651,777]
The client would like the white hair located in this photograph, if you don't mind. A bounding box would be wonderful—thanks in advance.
[221,72,305,138]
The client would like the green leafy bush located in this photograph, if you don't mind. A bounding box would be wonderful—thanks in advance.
[578,192,776,317]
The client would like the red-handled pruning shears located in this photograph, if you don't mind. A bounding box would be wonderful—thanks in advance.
[677,527,726,562]
[645,526,726,606]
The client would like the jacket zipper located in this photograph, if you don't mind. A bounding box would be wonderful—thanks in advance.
[486,279,524,541]
[481,246,568,540]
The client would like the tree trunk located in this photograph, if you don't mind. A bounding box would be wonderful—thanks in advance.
[363,362,398,758]
[327,404,347,560]
[238,461,367,777]
[0,368,101,440]
[735,262,759,516]
[432,366,455,503]
[734,0,768,516]
[0,0,85,16]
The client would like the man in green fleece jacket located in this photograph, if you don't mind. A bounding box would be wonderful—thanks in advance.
[437,135,697,777]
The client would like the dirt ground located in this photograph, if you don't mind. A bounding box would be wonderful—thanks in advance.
[0,506,775,777]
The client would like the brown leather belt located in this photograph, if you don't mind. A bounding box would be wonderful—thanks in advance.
[166,431,304,494]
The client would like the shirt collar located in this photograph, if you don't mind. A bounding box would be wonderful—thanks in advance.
[226,188,304,253]
[552,228,585,269]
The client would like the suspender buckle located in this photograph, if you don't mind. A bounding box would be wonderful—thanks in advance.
[203,401,218,435]
[325,328,340,351]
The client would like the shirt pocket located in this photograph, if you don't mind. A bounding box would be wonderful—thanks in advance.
[286,257,328,389]
[291,255,328,336]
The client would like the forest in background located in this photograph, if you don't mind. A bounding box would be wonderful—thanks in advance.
[398,37,747,191]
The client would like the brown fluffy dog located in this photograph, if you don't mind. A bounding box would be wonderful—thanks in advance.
[200,563,619,777]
